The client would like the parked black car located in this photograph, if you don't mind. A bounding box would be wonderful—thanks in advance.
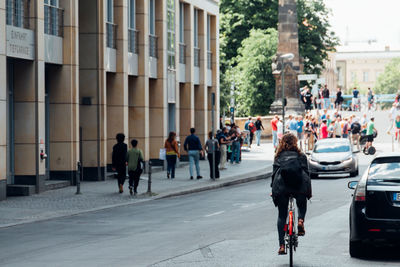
[348,153,400,257]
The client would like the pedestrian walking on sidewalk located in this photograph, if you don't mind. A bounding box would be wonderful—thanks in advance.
[183,128,203,180]
[271,115,279,149]
[218,127,230,170]
[205,131,220,179]
[126,139,144,196]
[255,117,264,146]
[164,132,180,179]
[112,133,128,193]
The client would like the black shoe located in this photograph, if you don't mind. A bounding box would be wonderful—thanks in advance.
[129,186,133,196]
[190,176,194,180]
[167,172,170,179]
[197,176,203,179]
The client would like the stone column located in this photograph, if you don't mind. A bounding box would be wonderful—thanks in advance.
[148,0,167,159]
[178,3,194,151]
[209,14,219,132]
[0,1,6,200]
[195,9,207,144]
[270,0,304,115]
[107,0,129,169]
[47,0,80,182]
[12,0,46,192]
[79,0,107,180]
[129,0,150,161]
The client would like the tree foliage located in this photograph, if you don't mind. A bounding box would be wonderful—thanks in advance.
[233,29,278,116]
[375,58,400,94]
[219,0,339,116]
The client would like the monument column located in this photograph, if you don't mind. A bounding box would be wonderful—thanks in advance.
[270,0,304,115]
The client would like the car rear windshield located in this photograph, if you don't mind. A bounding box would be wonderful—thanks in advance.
[314,143,350,153]
[369,157,400,180]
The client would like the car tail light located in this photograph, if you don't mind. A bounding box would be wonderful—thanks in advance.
[354,180,366,202]
[368,229,381,232]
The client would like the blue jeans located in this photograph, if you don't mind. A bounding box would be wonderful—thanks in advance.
[231,141,240,163]
[256,130,262,146]
[272,130,278,148]
[324,98,330,109]
[188,150,201,177]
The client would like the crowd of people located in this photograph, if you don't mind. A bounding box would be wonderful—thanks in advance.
[271,109,377,154]
[300,85,375,112]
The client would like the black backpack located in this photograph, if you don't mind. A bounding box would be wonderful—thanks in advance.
[280,156,303,189]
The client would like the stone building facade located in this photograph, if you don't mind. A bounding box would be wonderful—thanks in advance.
[0,0,219,199]
[336,46,400,93]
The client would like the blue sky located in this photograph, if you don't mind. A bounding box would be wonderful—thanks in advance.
[325,0,400,47]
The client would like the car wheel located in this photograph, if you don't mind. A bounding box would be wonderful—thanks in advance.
[350,169,359,177]
[349,240,364,258]
[310,173,318,179]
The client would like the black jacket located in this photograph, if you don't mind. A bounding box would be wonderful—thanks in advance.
[271,151,312,204]
[112,142,128,169]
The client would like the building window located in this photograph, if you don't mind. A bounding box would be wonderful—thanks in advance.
[149,0,155,35]
[194,9,198,48]
[6,0,27,28]
[351,72,356,82]
[44,0,63,36]
[128,0,138,53]
[149,0,157,58]
[363,71,369,82]
[167,0,175,69]
[207,15,212,70]
[179,3,184,43]
[106,0,116,48]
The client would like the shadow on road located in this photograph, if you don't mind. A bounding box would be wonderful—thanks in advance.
[356,244,400,262]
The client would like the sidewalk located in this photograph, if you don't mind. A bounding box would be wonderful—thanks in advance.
[0,143,274,228]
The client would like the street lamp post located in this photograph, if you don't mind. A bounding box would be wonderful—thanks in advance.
[280,53,294,134]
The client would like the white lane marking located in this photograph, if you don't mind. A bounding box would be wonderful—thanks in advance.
[204,211,225,217]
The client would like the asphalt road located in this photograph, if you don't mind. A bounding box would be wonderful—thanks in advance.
[1,110,400,267]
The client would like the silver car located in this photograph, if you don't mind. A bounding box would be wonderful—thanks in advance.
[308,138,358,179]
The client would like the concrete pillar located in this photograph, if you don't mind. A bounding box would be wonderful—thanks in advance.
[209,14,219,132]
[47,0,80,182]
[12,0,46,192]
[195,9,207,144]
[107,0,129,169]
[178,3,194,151]
[148,0,167,159]
[0,1,6,200]
[129,0,150,161]
[79,0,107,180]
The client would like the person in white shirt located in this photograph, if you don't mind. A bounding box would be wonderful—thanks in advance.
[388,103,399,134]
[277,119,284,141]
[360,114,368,130]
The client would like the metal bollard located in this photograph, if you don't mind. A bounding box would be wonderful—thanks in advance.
[147,160,152,195]
[76,161,81,194]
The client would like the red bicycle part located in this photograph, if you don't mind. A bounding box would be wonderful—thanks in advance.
[289,211,293,236]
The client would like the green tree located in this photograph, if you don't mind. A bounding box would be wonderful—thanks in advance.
[219,0,339,115]
[232,28,278,116]
[375,58,400,94]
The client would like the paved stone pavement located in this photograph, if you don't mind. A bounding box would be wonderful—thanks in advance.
[0,143,274,228]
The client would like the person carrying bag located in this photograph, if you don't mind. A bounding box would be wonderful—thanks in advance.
[127,139,144,196]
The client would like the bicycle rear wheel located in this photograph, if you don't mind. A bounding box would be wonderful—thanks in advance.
[289,235,293,267]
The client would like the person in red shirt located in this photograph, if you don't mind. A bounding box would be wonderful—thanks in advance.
[320,119,328,139]
[271,115,279,149]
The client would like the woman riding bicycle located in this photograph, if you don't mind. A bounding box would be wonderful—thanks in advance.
[271,133,312,255]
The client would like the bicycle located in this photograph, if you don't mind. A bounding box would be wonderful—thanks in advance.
[284,195,298,267]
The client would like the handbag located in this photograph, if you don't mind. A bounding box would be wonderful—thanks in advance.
[136,158,144,175]
[159,148,166,160]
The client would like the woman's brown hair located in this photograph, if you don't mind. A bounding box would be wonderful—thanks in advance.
[167,131,176,143]
[275,133,301,158]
